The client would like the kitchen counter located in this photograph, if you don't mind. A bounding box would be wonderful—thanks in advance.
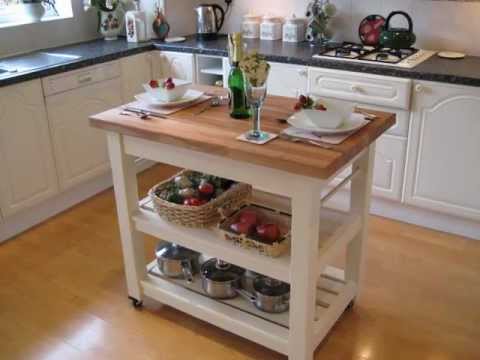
[1,35,480,88]
[0,39,152,87]
[154,35,480,87]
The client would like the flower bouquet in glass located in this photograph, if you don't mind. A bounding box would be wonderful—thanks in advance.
[239,51,272,142]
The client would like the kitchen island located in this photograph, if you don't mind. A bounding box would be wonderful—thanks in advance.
[89,87,395,360]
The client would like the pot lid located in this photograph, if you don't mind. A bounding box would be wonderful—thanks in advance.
[201,259,245,282]
[155,242,199,261]
[254,277,290,296]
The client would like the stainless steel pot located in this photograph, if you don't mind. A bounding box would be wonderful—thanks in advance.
[236,276,290,313]
[241,269,259,293]
[155,242,200,283]
[200,259,245,299]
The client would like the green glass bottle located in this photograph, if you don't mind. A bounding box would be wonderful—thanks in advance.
[228,33,250,119]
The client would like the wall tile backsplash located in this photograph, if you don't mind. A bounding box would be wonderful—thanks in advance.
[213,0,480,55]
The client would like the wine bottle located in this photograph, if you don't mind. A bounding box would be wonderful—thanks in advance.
[227,33,250,119]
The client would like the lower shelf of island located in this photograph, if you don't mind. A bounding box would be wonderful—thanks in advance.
[135,190,362,284]
[142,260,356,355]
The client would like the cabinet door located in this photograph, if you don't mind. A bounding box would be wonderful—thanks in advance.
[0,80,58,217]
[121,52,152,102]
[267,62,308,98]
[151,51,195,82]
[46,78,123,191]
[335,135,407,201]
[405,81,480,220]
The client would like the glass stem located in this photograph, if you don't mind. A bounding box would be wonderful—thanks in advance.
[252,105,261,137]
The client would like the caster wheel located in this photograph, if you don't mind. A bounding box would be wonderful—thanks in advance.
[129,296,143,309]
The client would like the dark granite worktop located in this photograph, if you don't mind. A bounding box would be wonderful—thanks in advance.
[1,35,480,88]
[153,35,480,87]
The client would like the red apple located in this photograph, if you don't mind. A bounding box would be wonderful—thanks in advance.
[256,223,281,243]
[239,210,258,226]
[183,197,202,206]
[149,79,159,88]
[198,182,215,198]
[230,222,254,235]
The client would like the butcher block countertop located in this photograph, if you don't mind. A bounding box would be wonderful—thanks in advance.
[89,86,395,180]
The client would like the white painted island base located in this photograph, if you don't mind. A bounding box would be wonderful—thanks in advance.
[106,131,375,360]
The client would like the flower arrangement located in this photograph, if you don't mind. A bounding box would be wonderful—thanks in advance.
[83,0,126,12]
[305,0,337,43]
[239,52,271,87]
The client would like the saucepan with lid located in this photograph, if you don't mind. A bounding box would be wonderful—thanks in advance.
[200,258,245,299]
[155,242,200,283]
[236,276,290,313]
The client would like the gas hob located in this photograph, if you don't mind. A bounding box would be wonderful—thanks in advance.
[313,42,436,69]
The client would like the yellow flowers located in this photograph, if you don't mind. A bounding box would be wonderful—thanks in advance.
[239,52,271,87]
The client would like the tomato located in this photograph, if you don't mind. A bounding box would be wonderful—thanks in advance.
[239,211,258,226]
[149,80,159,88]
[183,197,202,206]
[198,182,215,196]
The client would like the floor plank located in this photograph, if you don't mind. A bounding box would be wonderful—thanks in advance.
[1,165,479,360]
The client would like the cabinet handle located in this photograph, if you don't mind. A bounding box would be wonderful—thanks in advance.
[351,84,361,92]
[298,69,308,77]
[415,84,424,93]
[77,74,93,84]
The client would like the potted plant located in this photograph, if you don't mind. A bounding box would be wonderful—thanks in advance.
[84,0,128,40]
[22,0,58,21]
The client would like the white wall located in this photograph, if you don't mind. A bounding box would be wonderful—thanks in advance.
[212,0,480,56]
[0,1,99,58]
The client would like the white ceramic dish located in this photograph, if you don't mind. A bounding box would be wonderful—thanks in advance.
[288,106,344,131]
[135,89,204,108]
[288,112,369,135]
[142,78,191,102]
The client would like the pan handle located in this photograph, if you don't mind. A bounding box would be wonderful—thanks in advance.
[181,260,194,283]
[233,287,256,303]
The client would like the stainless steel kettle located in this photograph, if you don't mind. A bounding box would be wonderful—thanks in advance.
[195,4,225,40]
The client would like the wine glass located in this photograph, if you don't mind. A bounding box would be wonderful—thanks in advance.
[244,77,269,141]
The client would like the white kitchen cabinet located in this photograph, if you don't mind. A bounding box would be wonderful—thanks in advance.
[120,52,152,101]
[404,81,480,221]
[267,62,308,98]
[151,51,195,82]
[45,71,123,191]
[0,80,58,217]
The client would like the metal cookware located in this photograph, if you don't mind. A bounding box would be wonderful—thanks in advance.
[194,4,225,40]
[241,269,259,293]
[379,11,416,49]
[155,242,200,282]
[236,276,290,313]
[201,258,245,299]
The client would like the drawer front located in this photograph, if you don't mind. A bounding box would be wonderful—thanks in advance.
[42,61,121,96]
[267,62,308,98]
[308,68,412,110]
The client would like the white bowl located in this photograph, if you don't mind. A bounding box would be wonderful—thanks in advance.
[142,78,191,102]
[288,106,345,131]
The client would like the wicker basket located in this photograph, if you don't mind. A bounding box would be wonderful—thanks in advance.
[149,170,252,228]
[218,204,291,258]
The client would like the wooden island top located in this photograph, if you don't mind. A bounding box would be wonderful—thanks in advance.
[90,86,395,180]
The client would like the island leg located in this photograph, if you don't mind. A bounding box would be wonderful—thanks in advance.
[107,132,146,305]
[346,144,375,293]
[289,182,323,360]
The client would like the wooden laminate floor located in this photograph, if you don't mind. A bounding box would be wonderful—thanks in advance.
[1,165,479,360]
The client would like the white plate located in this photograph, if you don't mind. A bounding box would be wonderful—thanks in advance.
[288,113,369,135]
[288,108,344,131]
[437,51,466,60]
[135,90,204,108]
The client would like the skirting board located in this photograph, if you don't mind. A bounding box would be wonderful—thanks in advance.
[0,159,155,243]
[324,190,480,241]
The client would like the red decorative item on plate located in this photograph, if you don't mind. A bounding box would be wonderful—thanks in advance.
[359,14,386,46]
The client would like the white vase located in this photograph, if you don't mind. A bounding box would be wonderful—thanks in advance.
[24,3,46,21]
[99,8,124,41]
